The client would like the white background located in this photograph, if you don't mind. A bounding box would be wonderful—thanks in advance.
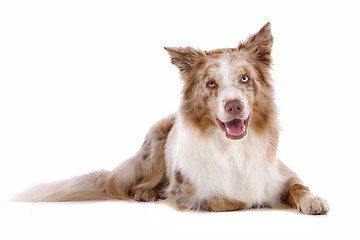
[1,0,359,239]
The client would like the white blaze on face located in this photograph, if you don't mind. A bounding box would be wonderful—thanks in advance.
[216,54,251,123]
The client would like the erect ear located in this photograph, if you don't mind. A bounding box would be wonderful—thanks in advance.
[238,22,273,66]
[164,47,205,72]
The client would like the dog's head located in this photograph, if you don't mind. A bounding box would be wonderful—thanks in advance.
[165,22,277,140]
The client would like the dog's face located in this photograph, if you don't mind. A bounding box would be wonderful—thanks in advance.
[202,52,257,140]
[166,23,276,140]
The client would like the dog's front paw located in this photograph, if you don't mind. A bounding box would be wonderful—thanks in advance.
[297,195,329,215]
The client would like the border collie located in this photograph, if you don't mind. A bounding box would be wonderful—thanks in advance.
[15,23,329,215]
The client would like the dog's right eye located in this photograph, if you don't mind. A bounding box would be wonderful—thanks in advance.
[241,76,249,83]
[207,81,216,88]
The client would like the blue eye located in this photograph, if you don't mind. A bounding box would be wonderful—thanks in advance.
[241,76,249,83]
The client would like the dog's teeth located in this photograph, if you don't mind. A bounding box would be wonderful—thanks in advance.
[226,127,230,133]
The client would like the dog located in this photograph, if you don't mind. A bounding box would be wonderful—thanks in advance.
[15,22,329,215]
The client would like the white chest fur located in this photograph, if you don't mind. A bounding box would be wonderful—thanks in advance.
[165,117,287,207]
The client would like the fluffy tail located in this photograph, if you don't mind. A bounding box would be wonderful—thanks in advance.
[12,114,173,202]
[13,170,115,202]
[13,156,140,202]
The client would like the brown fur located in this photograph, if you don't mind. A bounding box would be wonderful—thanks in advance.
[168,170,197,210]
[202,197,247,212]
[285,183,311,208]
[166,24,277,137]
[105,114,175,201]
[238,22,273,69]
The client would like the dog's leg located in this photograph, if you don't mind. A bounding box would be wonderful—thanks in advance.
[281,163,329,215]
[201,197,247,212]
[106,115,175,202]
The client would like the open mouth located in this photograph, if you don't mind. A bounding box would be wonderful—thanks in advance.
[217,117,250,140]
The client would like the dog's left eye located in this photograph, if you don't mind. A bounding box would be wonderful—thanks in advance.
[241,76,249,83]
[207,81,216,88]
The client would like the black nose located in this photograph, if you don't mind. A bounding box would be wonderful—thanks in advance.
[224,100,243,116]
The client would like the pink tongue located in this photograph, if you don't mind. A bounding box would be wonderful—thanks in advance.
[224,119,245,136]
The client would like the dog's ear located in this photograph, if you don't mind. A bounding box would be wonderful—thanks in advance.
[164,47,205,72]
[238,22,273,66]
